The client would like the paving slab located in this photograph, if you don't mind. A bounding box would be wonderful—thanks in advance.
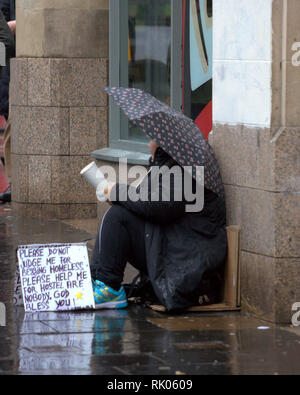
[1,205,300,375]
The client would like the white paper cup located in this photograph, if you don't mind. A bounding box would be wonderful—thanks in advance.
[80,162,103,188]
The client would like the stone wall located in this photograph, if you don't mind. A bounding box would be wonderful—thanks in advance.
[211,0,300,323]
[11,0,110,219]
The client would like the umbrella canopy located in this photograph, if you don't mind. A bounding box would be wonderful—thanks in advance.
[103,87,224,199]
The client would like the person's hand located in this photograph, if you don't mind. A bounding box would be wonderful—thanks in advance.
[105,182,116,201]
[96,179,109,202]
[7,20,16,34]
[96,180,115,203]
[96,181,115,203]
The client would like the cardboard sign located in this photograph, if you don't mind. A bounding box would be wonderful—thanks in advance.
[17,243,95,312]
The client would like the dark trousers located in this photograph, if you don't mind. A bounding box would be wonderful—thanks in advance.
[91,205,147,291]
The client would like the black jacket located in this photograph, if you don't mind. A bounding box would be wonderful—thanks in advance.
[0,0,15,21]
[112,148,227,311]
[0,9,14,64]
[0,2,15,118]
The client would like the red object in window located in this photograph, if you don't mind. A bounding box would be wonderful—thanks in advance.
[0,115,6,130]
[0,165,8,194]
[194,100,212,140]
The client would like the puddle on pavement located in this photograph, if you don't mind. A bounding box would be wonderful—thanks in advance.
[3,305,299,375]
[0,206,93,244]
[147,315,275,332]
[2,207,300,374]
[173,341,230,350]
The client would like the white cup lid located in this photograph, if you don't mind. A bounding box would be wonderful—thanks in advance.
[80,162,96,175]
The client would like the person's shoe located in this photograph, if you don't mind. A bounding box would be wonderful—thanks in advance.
[0,185,11,203]
[93,280,128,310]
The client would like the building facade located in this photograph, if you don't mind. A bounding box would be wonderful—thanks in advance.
[10,0,300,323]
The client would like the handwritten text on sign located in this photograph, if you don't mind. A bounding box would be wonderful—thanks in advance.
[17,243,95,312]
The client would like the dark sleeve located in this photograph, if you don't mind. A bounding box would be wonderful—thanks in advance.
[0,10,14,63]
[110,178,186,224]
[10,0,15,21]
[0,0,10,21]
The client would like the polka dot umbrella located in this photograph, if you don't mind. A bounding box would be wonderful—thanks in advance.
[103,87,224,200]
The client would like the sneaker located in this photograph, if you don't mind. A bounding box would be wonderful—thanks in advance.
[93,280,128,310]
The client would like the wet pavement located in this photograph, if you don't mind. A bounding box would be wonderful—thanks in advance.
[1,205,300,375]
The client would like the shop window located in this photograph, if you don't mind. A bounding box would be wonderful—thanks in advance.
[182,0,213,139]
[109,0,182,153]
[109,0,212,153]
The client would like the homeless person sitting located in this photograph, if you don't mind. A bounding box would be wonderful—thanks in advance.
[90,139,227,311]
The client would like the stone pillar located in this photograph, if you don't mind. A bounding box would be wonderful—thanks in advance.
[10,0,109,219]
[211,0,300,323]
